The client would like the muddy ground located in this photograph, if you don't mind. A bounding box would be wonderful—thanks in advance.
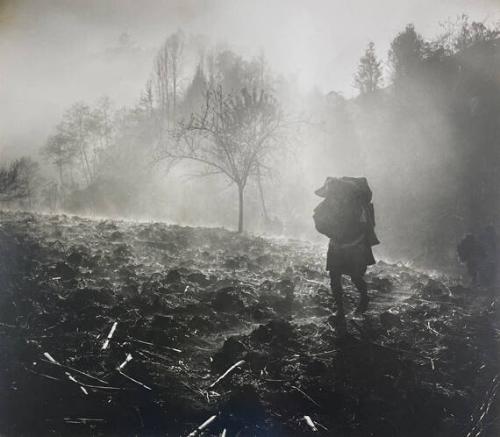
[0,211,498,436]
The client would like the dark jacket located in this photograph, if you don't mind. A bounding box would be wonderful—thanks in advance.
[327,238,375,275]
[320,179,376,274]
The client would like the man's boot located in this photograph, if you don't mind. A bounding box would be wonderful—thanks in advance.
[353,277,369,314]
[355,291,368,314]
[335,308,347,336]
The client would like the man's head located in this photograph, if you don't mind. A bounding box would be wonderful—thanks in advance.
[314,177,336,198]
[315,176,373,204]
[315,177,360,202]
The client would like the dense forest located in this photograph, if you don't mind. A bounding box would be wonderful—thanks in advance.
[2,16,499,269]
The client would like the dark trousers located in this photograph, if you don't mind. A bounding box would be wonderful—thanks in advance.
[329,270,368,321]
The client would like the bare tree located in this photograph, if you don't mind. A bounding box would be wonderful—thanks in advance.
[43,129,74,187]
[154,41,170,126]
[437,15,500,54]
[140,79,155,118]
[168,31,185,121]
[159,86,283,232]
[44,100,115,187]
[47,102,96,186]
[153,31,185,129]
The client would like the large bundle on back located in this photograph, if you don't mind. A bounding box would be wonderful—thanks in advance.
[313,177,379,246]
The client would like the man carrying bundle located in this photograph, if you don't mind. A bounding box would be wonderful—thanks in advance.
[313,177,379,335]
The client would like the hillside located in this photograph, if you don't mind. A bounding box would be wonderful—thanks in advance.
[0,211,498,436]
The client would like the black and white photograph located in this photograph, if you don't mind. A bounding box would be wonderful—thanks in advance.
[0,0,500,435]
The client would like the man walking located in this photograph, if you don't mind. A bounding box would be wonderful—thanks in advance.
[313,177,379,334]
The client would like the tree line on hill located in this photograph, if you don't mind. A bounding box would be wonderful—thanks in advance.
[2,16,499,268]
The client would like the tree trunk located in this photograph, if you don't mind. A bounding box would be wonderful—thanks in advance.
[57,163,64,187]
[237,185,244,233]
[172,61,177,122]
[256,166,269,223]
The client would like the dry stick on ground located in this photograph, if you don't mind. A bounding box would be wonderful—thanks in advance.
[64,418,106,425]
[129,337,182,353]
[117,354,133,371]
[102,321,118,350]
[44,352,88,395]
[426,321,441,336]
[313,420,329,432]
[186,414,217,437]
[25,365,125,391]
[24,367,64,382]
[311,349,336,357]
[304,416,318,432]
[209,360,245,389]
[41,353,109,384]
[65,372,89,395]
[134,351,173,371]
[71,382,126,391]
[138,348,175,362]
[430,358,435,371]
[117,369,152,391]
[291,386,321,408]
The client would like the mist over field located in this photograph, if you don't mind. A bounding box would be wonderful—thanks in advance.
[0,0,499,269]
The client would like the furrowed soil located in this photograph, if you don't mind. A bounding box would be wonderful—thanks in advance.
[0,211,498,437]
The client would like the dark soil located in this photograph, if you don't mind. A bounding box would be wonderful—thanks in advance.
[0,211,498,436]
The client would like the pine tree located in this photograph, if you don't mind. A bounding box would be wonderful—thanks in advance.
[182,63,208,115]
[354,42,383,95]
[388,24,425,83]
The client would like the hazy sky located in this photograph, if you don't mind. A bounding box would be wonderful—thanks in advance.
[1,0,499,158]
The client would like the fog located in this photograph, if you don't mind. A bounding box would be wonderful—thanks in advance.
[2,0,498,154]
[1,0,500,269]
